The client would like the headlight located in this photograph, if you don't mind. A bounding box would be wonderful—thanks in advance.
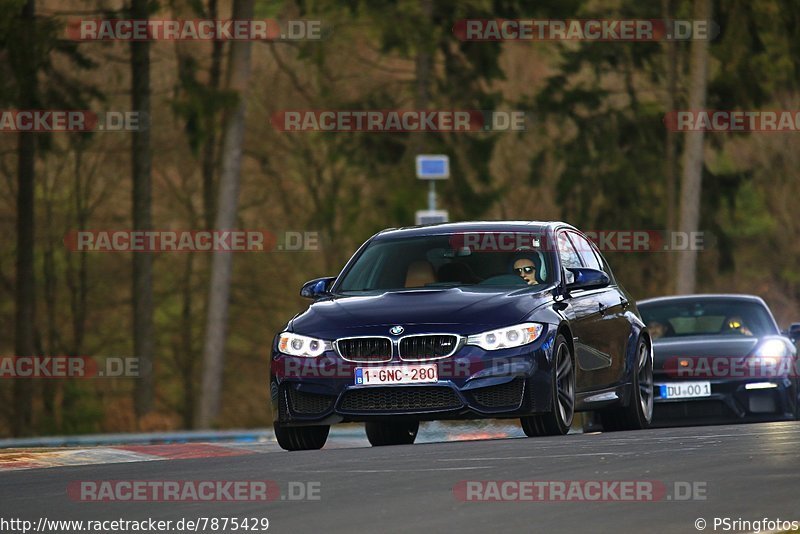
[466,323,544,351]
[752,338,790,362]
[278,332,330,357]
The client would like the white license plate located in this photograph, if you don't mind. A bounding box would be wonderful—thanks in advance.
[354,365,438,385]
[657,381,711,399]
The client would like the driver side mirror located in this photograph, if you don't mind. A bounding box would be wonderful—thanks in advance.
[300,276,336,299]
[565,268,610,291]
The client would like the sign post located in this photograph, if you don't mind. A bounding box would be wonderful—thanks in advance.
[415,155,449,225]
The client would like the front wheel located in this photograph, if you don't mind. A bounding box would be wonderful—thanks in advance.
[365,420,419,446]
[521,334,575,437]
[599,336,653,431]
[274,423,330,451]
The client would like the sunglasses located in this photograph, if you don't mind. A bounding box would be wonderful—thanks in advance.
[514,266,535,275]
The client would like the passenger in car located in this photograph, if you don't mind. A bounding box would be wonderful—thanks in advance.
[647,320,674,339]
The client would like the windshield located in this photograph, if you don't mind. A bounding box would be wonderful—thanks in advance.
[337,234,554,293]
[639,298,778,339]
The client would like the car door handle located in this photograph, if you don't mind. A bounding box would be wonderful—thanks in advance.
[598,302,607,316]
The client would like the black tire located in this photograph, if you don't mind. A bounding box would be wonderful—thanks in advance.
[599,336,653,431]
[521,334,575,437]
[365,420,419,446]
[274,423,330,451]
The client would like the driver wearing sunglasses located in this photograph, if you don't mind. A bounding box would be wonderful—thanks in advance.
[512,257,540,285]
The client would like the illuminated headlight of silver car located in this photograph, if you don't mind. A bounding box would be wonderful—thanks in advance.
[752,338,791,366]
[466,323,544,351]
[278,332,331,357]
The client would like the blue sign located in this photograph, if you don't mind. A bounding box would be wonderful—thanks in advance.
[416,155,449,179]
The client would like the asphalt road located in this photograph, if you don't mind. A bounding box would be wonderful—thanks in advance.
[1,421,798,534]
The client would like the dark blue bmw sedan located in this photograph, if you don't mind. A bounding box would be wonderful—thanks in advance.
[270,221,653,450]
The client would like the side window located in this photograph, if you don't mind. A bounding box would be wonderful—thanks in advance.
[591,245,616,284]
[557,232,582,283]
[568,232,602,271]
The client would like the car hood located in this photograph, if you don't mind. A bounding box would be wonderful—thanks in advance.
[652,335,760,373]
[289,287,552,338]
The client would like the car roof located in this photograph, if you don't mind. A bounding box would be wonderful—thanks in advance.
[638,294,768,306]
[372,221,574,239]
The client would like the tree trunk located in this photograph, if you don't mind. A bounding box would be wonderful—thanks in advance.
[12,0,38,437]
[675,0,712,294]
[131,0,155,420]
[42,161,58,429]
[180,253,196,429]
[661,0,679,289]
[203,0,224,231]
[411,0,433,156]
[196,0,254,428]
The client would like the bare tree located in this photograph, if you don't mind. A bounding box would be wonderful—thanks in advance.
[661,0,679,291]
[169,0,227,430]
[675,0,712,294]
[12,0,38,436]
[197,0,255,428]
[131,0,155,419]
[202,0,224,231]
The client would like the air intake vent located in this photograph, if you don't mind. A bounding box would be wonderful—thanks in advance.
[335,337,392,362]
[339,386,462,412]
[399,335,459,360]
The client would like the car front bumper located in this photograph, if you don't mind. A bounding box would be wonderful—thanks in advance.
[651,377,797,425]
[270,330,558,426]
